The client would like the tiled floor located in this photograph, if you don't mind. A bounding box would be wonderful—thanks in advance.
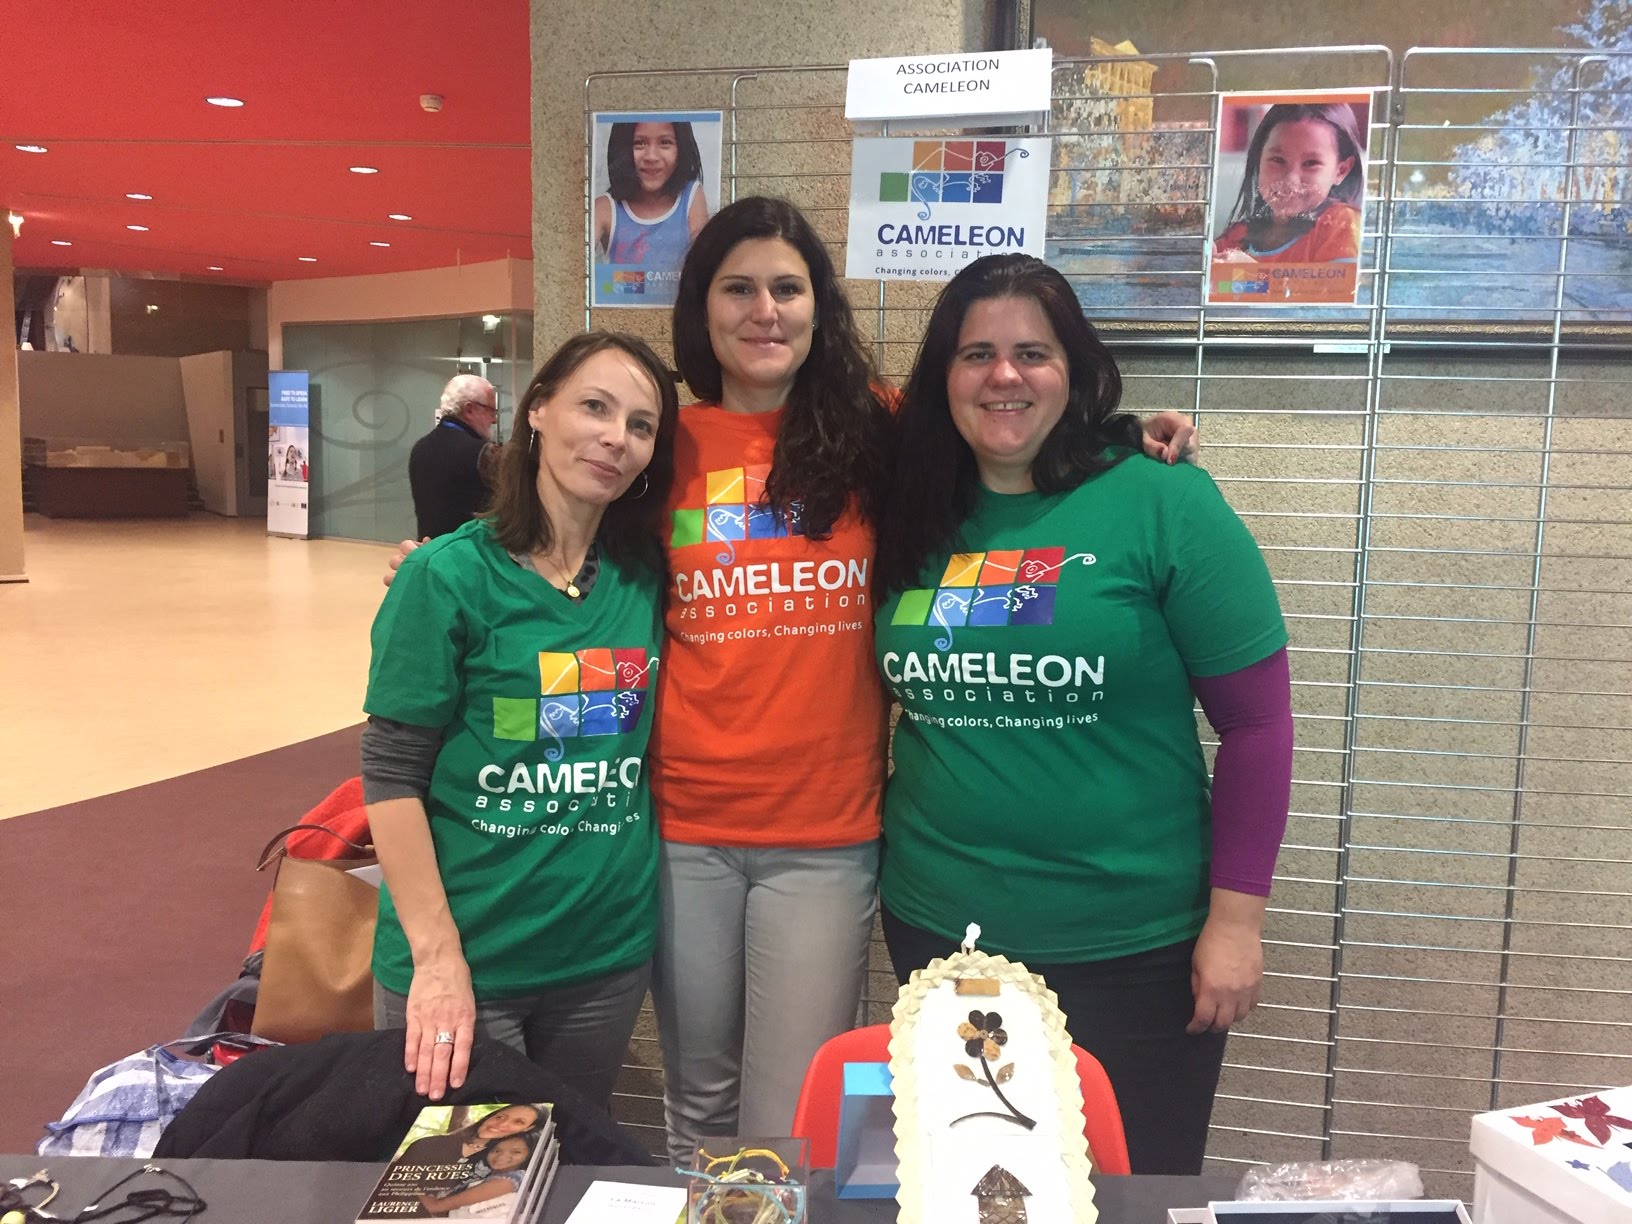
[0,514,391,819]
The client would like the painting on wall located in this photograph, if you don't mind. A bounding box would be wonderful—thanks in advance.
[1033,0,1631,327]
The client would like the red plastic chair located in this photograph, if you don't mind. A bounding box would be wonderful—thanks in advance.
[790,1023,1131,1174]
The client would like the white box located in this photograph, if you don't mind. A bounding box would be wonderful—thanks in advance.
[1470,1085,1632,1224]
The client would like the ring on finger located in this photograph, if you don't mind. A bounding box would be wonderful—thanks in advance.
[434,1030,456,1045]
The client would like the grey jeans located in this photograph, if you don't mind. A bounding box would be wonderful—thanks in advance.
[373,960,650,1111]
[651,839,879,1163]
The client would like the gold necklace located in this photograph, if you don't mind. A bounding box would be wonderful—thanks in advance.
[536,550,581,599]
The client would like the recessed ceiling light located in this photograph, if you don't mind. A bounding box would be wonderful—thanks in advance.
[126,192,153,201]
[369,241,391,247]
[51,240,72,247]
[207,265,223,271]
[145,305,160,314]
[126,224,150,232]
[348,166,379,175]
[206,96,244,108]
[298,256,317,262]
[15,144,48,154]
[387,213,412,221]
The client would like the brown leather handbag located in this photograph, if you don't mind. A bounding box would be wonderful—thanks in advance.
[250,825,379,1044]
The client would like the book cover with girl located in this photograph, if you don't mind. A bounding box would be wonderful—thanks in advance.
[355,1102,555,1222]
[591,109,723,308]
[1208,90,1373,306]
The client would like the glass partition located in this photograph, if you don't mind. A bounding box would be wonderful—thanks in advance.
[282,312,532,543]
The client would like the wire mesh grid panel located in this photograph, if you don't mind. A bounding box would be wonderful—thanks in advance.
[582,49,1632,1193]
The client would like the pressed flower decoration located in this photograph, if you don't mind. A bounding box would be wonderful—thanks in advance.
[959,1010,1008,1062]
[952,1008,1035,1130]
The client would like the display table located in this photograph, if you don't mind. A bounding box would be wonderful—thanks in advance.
[0,1155,1239,1222]
[24,438,192,518]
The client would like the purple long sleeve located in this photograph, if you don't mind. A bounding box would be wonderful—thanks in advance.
[1189,647,1294,897]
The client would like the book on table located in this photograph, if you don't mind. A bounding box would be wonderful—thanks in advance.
[354,1101,555,1223]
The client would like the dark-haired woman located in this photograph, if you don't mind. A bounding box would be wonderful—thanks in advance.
[649,199,1196,1160]
[650,196,893,1161]
[872,254,1294,1175]
[362,332,679,1110]
[594,120,708,306]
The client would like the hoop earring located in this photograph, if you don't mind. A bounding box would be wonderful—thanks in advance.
[622,472,649,501]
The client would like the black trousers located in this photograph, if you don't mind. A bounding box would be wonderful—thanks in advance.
[881,905,1227,1176]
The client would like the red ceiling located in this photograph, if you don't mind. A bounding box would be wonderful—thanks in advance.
[1,0,533,282]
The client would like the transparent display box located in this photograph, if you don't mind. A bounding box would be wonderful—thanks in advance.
[686,1137,809,1224]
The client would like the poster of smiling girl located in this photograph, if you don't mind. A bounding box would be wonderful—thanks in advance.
[1208,90,1374,306]
[590,110,723,308]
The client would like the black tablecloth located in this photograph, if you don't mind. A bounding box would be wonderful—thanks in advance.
[0,1155,1240,1222]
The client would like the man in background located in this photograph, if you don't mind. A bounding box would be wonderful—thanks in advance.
[409,374,498,540]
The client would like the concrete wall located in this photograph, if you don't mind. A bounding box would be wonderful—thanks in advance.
[0,224,22,580]
[1113,344,1632,1188]
[179,351,237,515]
[266,257,533,369]
[529,0,986,354]
[109,278,256,358]
[18,351,188,445]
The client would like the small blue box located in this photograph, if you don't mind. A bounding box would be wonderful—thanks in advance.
[835,1062,897,1200]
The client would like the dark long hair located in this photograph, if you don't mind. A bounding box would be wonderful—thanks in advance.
[1227,102,1367,229]
[485,332,678,571]
[874,254,1142,598]
[671,196,890,536]
[605,121,703,203]
[473,1129,538,1172]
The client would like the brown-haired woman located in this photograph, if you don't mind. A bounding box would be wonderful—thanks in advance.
[362,331,678,1110]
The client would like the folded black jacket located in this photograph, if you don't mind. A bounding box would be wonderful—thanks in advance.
[155,1029,655,1166]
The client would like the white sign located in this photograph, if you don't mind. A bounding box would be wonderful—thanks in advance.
[845,136,1051,281]
[846,49,1052,124]
[562,1180,687,1222]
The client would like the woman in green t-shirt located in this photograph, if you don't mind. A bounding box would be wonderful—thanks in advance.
[873,255,1294,1174]
[363,332,679,1108]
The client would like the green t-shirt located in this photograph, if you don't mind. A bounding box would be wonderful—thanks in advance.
[874,455,1287,963]
[365,519,663,998]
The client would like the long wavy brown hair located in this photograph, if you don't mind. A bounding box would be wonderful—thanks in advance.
[671,196,891,537]
[484,332,679,571]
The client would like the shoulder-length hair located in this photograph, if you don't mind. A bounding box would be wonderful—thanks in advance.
[605,120,703,203]
[671,195,891,536]
[1228,102,1367,228]
[485,332,679,572]
[874,253,1143,598]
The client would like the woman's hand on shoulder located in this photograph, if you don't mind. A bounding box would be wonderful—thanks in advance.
[383,537,428,588]
[1140,412,1198,466]
[404,954,477,1100]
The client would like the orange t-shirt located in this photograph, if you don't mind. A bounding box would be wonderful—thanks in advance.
[651,403,888,848]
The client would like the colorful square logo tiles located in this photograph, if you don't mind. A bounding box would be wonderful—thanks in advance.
[670,464,803,546]
[880,141,1013,212]
[890,547,1063,629]
[491,646,650,742]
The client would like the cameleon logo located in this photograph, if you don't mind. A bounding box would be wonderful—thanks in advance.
[670,464,804,557]
[891,547,1095,648]
[879,140,1029,220]
[607,269,646,296]
[490,648,651,759]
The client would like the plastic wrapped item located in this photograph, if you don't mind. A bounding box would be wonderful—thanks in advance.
[1237,1159,1425,1202]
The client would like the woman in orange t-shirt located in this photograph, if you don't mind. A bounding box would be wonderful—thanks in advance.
[649,196,1198,1159]
[650,197,894,1159]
